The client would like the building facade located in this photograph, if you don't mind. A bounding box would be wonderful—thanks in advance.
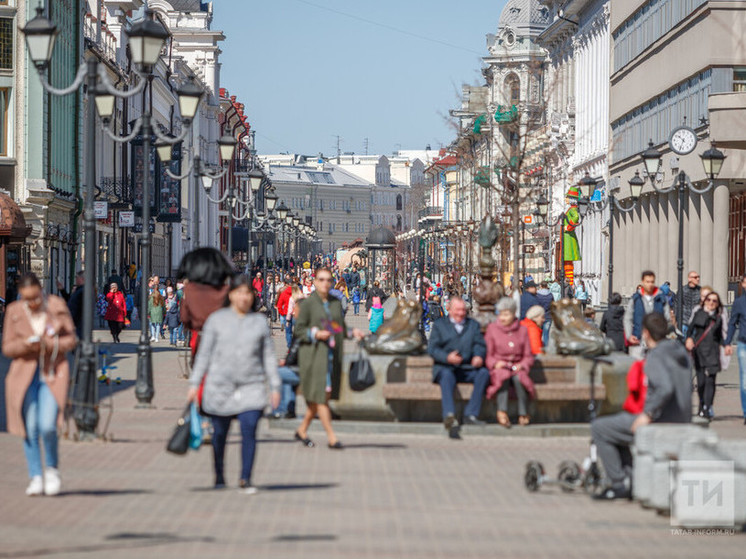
[609,0,746,303]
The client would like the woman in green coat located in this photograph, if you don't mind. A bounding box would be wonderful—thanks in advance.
[294,268,364,449]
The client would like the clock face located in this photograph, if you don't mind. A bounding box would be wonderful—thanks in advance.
[669,127,697,155]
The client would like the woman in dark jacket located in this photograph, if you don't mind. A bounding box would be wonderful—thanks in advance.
[685,290,727,420]
[600,292,626,352]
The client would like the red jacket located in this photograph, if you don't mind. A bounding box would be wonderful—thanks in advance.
[276,285,292,316]
[520,318,544,355]
[104,291,127,322]
[623,360,647,414]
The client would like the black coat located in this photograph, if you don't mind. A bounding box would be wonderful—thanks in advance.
[600,305,626,352]
[686,309,724,372]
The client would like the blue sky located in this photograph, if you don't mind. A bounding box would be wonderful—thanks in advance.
[211,0,507,156]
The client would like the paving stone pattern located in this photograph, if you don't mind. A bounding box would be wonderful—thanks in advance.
[0,322,744,558]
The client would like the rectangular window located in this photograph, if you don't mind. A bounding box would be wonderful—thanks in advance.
[0,17,12,70]
[734,68,746,92]
[0,88,8,157]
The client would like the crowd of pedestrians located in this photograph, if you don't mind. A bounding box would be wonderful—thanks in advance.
[4,252,746,500]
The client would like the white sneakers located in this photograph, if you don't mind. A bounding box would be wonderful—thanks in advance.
[26,469,61,496]
[44,467,61,496]
[25,476,43,496]
[240,486,258,495]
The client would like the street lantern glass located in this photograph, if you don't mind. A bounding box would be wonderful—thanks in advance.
[640,139,662,179]
[155,140,173,163]
[217,134,237,163]
[22,8,58,69]
[177,76,204,121]
[94,92,115,121]
[293,216,300,227]
[276,201,289,221]
[126,10,169,70]
[628,170,644,199]
[578,197,590,217]
[700,144,726,180]
[580,172,597,198]
[201,174,214,192]
[286,211,295,225]
[248,168,263,192]
[265,190,278,212]
[536,194,549,217]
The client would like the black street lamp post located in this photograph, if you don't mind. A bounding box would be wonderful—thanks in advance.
[633,139,726,324]
[22,8,173,431]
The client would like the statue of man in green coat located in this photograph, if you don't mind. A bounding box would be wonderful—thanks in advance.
[563,186,582,286]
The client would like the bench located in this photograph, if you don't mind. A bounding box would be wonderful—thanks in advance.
[381,354,613,423]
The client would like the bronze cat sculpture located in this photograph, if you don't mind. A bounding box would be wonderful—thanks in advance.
[550,298,613,356]
[365,298,426,355]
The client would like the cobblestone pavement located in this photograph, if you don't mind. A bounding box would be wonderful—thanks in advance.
[0,322,744,558]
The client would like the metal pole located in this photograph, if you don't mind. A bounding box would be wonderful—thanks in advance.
[512,199,520,292]
[676,171,686,326]
[72,57,100,437]
[227,184,233,264]
[607,197,615,304]
[135,112,154,406]
[559,214,565,298]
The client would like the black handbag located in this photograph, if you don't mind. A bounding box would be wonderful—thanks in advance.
[166,404,192,455]
[349,344,375,392]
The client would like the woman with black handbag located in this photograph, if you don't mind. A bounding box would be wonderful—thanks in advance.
[685,291,728,420]
[187,276,280,492]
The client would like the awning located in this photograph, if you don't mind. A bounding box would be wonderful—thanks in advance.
[0,193,32,240]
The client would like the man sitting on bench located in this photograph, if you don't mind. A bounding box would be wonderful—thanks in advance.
[428,297,490,439]
[591,312,691,500]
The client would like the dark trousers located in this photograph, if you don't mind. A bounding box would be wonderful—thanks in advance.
[211,409,262,485]
[590,411,636,487]
[696,367,718,410]
[107,320,122,342]
[434,365,490,420]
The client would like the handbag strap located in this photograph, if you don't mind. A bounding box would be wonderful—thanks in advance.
[693,320,715,349]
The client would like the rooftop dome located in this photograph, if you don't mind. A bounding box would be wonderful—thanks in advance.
[498,0,552,35]
[366,227,396,248]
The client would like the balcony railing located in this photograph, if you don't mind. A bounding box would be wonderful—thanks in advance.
[97,176,133,207]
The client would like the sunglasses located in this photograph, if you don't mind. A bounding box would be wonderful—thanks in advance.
[705,297,719,303]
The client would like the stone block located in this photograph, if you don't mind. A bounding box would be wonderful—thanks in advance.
[632,424,717,506]
[673,439,746,527]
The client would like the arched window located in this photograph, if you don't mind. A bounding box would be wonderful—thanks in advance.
[505,74,520,105]
[396,194,402,211]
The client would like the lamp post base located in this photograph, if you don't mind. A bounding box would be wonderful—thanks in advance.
[134,339,154,406]
[72,341,99,438]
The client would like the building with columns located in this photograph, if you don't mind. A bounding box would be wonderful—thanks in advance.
[609,0,746,305]
[539,0,611,305]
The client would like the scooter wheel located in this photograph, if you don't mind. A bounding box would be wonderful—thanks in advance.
[557,460,581,492]
[524,461,544,492]
[582,463,603,495]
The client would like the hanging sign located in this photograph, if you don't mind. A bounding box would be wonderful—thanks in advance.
[119,211,135,227]
[94,201,108,219]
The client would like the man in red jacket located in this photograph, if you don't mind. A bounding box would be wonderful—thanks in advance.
[275,277,293,347]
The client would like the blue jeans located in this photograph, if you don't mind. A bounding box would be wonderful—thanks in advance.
[434,365,490,420]
[22,372,59,478]
[177,324,184,341]
[211,409,263,485]
[737,342,746,418]
[285,317,294,349]
[353,302,360,314]
[170,326,179,345]
[273,366,300,415]
[279,315,286,335]
[150,321,162,341]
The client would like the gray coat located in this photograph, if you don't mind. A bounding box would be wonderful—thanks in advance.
[643,340,692,423]
[189,308,280,416]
